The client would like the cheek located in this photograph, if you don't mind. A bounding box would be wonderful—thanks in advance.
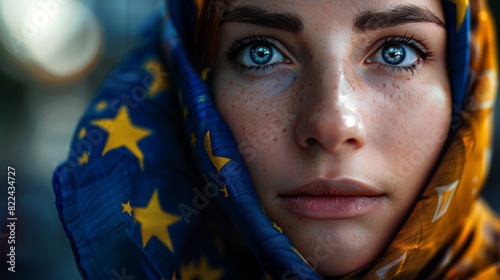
[377,81,451,187]
[214,79,290,173]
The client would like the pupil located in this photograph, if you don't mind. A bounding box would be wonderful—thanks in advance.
[251,44,273,65]
[382,44,405,65]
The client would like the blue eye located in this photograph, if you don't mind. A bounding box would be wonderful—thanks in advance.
[250,44,274,65]
[373,43,419,68]
[226,36,290,71]
[367,37,429,72]
[382,44,406,65]
[238,42,285,67]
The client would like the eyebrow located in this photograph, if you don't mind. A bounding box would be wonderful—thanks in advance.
[354,5,446,32]
[221,5,304,34]
[220,4,445,35]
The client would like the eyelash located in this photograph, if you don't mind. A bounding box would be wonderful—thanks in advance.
[374,35,434,75]
[225,35,286,73]
[225,34,434,74]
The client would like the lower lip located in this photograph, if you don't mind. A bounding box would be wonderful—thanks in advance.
[279,195,383,219]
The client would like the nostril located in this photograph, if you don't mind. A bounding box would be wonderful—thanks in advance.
[306,137,317,146]
[346,138,357,146]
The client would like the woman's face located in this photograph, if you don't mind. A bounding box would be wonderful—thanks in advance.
[212,0,450,276]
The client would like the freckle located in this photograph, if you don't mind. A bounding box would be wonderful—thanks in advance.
[300,84,305,90]
[283,128,287,132]
[222,92,227,97]
[229,81,234,86]
[274,138,278,142]
[299,96,303,102]
[308,82,312,87]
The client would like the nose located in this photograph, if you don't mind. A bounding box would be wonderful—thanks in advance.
[294,71,366,156]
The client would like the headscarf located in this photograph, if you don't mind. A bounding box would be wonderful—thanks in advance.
[53,0,499,279]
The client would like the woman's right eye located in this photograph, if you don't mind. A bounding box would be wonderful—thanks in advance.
[226,37,291,72]
[237,42,285,66]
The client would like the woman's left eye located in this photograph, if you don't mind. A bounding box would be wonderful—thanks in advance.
[367,37,430,72]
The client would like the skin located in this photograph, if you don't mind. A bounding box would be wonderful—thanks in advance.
[212,0,451,276]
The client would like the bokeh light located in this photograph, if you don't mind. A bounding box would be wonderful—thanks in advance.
[0,0,101,79]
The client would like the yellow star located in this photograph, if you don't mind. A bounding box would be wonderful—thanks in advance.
[220,185,229,198]
[92,106,152,170]
[183,107,189,119]
[145,60,170,97]
[191,132,197,147]
[78,127,86,140]
[200,67,210,81]
[121,201,133,216]
[448,0,468,31]
[134,189,181,251]
[273,222,283,234]
[204,131,231,173]
[96,101,107,111]
[291,247,309,265]
[180,256,224,280]
[78,152,90,166]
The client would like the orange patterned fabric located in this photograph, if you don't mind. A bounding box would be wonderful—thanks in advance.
[343,0,500,278]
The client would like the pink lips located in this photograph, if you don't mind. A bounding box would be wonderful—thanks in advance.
[279,179,384,220]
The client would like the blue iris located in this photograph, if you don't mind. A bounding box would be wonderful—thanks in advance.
[382,44,406,65]
[250,44,273,65]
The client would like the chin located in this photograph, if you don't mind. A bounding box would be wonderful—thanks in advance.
[284,220,389,277]
[314,253,374,277]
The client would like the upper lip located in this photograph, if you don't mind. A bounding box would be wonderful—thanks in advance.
[280,178,383,197]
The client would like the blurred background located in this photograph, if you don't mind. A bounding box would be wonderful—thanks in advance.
[0,1,498,279]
